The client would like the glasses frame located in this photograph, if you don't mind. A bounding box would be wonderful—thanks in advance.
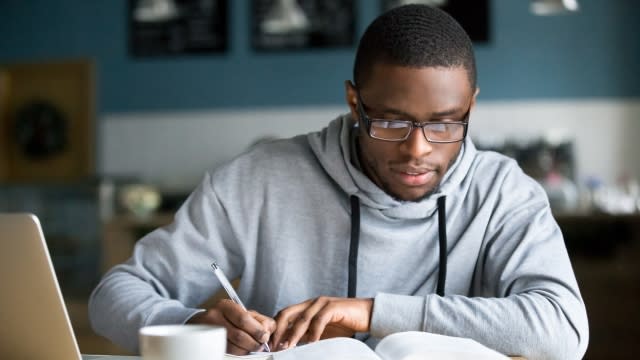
[355,90,470,143]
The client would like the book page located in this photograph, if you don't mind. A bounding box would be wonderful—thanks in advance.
[374,332,509,360]
[271,337,380,360]
[225,353,273,360]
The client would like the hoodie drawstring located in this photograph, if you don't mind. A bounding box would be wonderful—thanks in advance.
[436,196,447,297]
[348,195,361,298]
[347,195,448,298]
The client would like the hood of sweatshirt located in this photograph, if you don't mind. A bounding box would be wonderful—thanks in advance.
[307,114,477,220]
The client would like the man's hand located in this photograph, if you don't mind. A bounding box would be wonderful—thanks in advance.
[270,296,373,351]
[187,299,276,355]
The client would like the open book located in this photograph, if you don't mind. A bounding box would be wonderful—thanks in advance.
[225,331,510,360]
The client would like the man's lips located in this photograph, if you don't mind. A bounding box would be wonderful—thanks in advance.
[393,167,436,186]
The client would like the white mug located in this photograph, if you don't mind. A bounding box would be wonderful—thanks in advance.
[139,324,226,360]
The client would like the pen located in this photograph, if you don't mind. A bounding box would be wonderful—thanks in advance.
[210,262,271,352]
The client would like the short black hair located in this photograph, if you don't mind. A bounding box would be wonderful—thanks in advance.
[353,4,476,90]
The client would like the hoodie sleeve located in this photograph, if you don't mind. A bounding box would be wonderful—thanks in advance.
[88,172,243,352]
[370,175,588,360]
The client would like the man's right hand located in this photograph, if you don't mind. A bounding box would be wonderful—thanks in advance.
[186,299,276,355]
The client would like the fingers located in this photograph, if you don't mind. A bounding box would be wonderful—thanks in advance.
[272,297,337,351]
[271,301,307,351]
[216,300,273,355]
[251,310,277,335]
[305,306,336,342]
[226,341,249,355]
[284,297,333,347]
[271,297,374,351]
[186,304,258,355]
[250,310,277,351]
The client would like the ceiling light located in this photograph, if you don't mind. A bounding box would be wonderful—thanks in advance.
[530,0,579,15]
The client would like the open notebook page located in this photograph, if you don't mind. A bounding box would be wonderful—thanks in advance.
[272,337,379,360]
[225,353,273,360]
[374,331,509,360]
[224,338,380,360]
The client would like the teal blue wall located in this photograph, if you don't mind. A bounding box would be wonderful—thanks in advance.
[1,0,639,113]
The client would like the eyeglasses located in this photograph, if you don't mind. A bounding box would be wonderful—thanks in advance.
[356,91,470,143]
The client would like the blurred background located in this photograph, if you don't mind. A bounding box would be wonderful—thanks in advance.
[1,0,639,358]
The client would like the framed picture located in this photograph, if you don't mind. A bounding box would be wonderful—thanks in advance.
[252,0,356,51]
[129,0,228,57]
[0,70,9,179]
[0,60,95,182]
[381,0,490,43]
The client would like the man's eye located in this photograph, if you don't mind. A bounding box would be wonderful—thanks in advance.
[374,121,408,129]
[429,123,448,132]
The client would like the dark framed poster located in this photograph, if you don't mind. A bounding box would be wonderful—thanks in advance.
[382,0,490,43]
[129,0,228,57]
[252,0,356,51]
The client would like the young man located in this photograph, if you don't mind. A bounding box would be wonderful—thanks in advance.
[90,5,588,359]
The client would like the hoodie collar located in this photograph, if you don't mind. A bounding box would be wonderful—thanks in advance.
[308,114,476,220]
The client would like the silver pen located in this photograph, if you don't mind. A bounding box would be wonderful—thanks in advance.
[210,262,271,352]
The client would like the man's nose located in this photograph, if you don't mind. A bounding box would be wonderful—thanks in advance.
[400,126,433,157]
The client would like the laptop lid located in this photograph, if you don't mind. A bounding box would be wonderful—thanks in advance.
[0,213,82,360]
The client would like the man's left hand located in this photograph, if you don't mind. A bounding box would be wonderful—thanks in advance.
[269,296,373,351]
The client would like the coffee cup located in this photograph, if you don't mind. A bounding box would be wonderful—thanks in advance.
[139,324,226,360]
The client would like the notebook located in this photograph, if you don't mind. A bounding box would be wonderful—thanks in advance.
[0,213,128,360]
[228,331,509,360]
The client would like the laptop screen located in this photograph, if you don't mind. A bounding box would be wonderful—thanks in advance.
[0,213,82,360]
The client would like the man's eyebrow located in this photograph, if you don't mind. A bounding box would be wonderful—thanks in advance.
[366,104,414,119]
[366,103,465,119]
[431,108,465,117]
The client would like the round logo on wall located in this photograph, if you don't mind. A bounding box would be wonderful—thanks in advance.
[14,100,68,160]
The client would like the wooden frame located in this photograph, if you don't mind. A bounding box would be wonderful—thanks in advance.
[0,60,95,183]
[0,70,9,180]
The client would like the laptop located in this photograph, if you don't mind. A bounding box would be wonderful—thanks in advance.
[0,213,137,360]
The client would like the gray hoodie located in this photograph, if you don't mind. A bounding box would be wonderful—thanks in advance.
[89,115,588,359]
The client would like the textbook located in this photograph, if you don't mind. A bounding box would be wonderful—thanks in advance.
[225,331,509,360]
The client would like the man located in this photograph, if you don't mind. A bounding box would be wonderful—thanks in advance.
[90,5,588,359]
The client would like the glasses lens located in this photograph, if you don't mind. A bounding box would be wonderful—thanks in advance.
[370,121,411,140]
[424,123,465,142]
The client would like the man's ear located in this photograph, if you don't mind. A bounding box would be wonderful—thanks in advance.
[470,87,480,109]
[344,80,359,125]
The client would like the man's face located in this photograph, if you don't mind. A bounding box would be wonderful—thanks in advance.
[346,64,478,202]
